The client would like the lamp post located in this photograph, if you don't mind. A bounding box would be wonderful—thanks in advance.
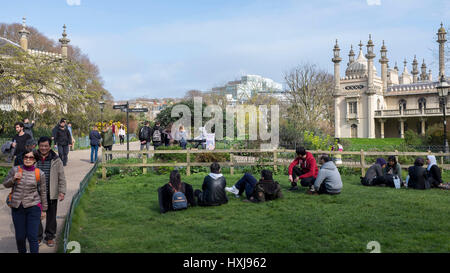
[99,100,106,131]
[437,74,449,156]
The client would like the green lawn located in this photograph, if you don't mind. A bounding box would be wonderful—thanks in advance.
[66,171,450,253]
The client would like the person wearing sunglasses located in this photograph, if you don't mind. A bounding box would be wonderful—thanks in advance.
[2,149,48,253]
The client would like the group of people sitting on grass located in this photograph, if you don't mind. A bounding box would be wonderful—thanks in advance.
[158,147,344,213]
[361,155,450,190]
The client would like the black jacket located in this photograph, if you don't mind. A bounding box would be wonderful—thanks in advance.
[408,166,429,189]
[158,182,195,214]
[54,127,72,146]
[252,179,283,202]
[89,130,102,146]
[139,126,152,142]
[197,175,228,206]
[427,165,443,187]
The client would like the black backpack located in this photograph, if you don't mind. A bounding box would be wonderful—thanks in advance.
[139,126,149,140]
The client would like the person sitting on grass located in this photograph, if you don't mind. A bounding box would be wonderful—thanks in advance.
[288,147,319,191]
[425,155,444,188]
[307,155,342,195]
[406,157,429,190]
[225,170,283,202]
[361,158,386,186]
[383,155,403,187]
[158,170,195,214]
[195,162,228,206]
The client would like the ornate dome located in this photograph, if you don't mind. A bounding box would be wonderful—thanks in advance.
[345,49,377,78]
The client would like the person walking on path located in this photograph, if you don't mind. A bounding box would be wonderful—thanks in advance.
[11,122,32,167]
[152,122,164,149]
[67,122,75,151]
[89,125,102,163]
[35,136,66,247]
[118,125,126,145]
[23,118,35,140]
[2,149,48,253]
[54,119,71,167]
[101,125,114,161]
[139,121,152,154]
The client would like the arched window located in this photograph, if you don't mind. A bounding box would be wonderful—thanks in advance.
[351,124,358,138]
[399,99,407,111]
[418,98,426,111]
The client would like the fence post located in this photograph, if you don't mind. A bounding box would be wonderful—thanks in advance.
[186,148,191,176]
[273,150,278,172]
[230,149,234,175]
[102,147,106,180]
[360,149,366,177]
[439,151,444,165]
[143,151,147,175]
[394,150,399,163]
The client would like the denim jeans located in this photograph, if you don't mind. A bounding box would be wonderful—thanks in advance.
[11,204,41,253]
[90,145,99,162]
[235,173,258,198]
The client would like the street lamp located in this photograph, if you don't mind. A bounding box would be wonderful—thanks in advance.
[437,74,449,155]
[99,100,106,130]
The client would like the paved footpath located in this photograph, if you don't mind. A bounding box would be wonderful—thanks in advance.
[0,141,141,253]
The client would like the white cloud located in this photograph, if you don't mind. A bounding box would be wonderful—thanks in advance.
[66,0,81,6]
[367,0,381,6]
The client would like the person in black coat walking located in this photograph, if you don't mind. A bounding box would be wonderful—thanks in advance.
[53,119,71,166]
[158,170,196,213]
[195,162,228,206]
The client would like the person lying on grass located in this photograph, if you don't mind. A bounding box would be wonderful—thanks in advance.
[225,169,283,202]
[288,147,319,191]
[361,158,386,186]
[158,170,196,213]
[307,155,342,195]
[194,162,228,206]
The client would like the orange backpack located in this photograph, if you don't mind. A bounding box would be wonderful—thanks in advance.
[6,166,40,208]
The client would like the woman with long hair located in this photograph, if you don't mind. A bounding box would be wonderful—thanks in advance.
[157,170,196,213]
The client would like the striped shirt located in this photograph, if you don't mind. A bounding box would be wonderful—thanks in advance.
[37,156,52,198]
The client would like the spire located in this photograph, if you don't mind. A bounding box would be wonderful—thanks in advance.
[332,39,341,64]
[348,44,355,65]
[59,24,71,58]
[394,62,398,71]
[420,59,428,81]
[19,17,30,51]
[412,55,419,83]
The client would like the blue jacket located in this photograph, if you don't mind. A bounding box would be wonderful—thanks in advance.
[89,130,102,146]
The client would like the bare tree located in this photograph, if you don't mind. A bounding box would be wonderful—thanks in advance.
[284,63,334,134]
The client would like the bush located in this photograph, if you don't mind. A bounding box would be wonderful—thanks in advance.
[154,146,186,163]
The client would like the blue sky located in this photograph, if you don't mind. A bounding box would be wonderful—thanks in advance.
[1,0,449,100]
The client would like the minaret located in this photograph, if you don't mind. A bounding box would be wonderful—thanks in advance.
[59,25,70,58]
[348,45,355,66]
[412,55,419,83]
[332,39,343,138]
[394,62,399,72]
[437,23,447,78]
[19,17,30,51]
[420,59,428,81]
[428,69,433,81]
[379,40,389,91]
[365,35,376,138]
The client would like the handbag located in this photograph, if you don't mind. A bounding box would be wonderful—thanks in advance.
[393,175,401,189]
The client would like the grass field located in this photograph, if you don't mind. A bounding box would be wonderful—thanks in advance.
[66,171,450,253]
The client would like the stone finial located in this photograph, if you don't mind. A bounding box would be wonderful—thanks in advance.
[19,17,30,50]
[59,24,70,58]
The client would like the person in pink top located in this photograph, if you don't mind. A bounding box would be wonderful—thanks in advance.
[288,147,319,192]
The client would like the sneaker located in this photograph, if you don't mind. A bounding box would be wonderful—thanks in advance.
[225,186,240,197]
[46,239,55,247]
[288,186,299,191]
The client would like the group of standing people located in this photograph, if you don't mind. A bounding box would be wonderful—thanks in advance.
[138,121,189,151]
[89,124,122,163]
[361,155,449,190]
[2,136,67,253]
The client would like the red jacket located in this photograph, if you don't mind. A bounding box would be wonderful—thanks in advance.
[288,152,319,179]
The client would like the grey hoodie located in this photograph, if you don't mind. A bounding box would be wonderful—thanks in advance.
[314,161,343,194]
